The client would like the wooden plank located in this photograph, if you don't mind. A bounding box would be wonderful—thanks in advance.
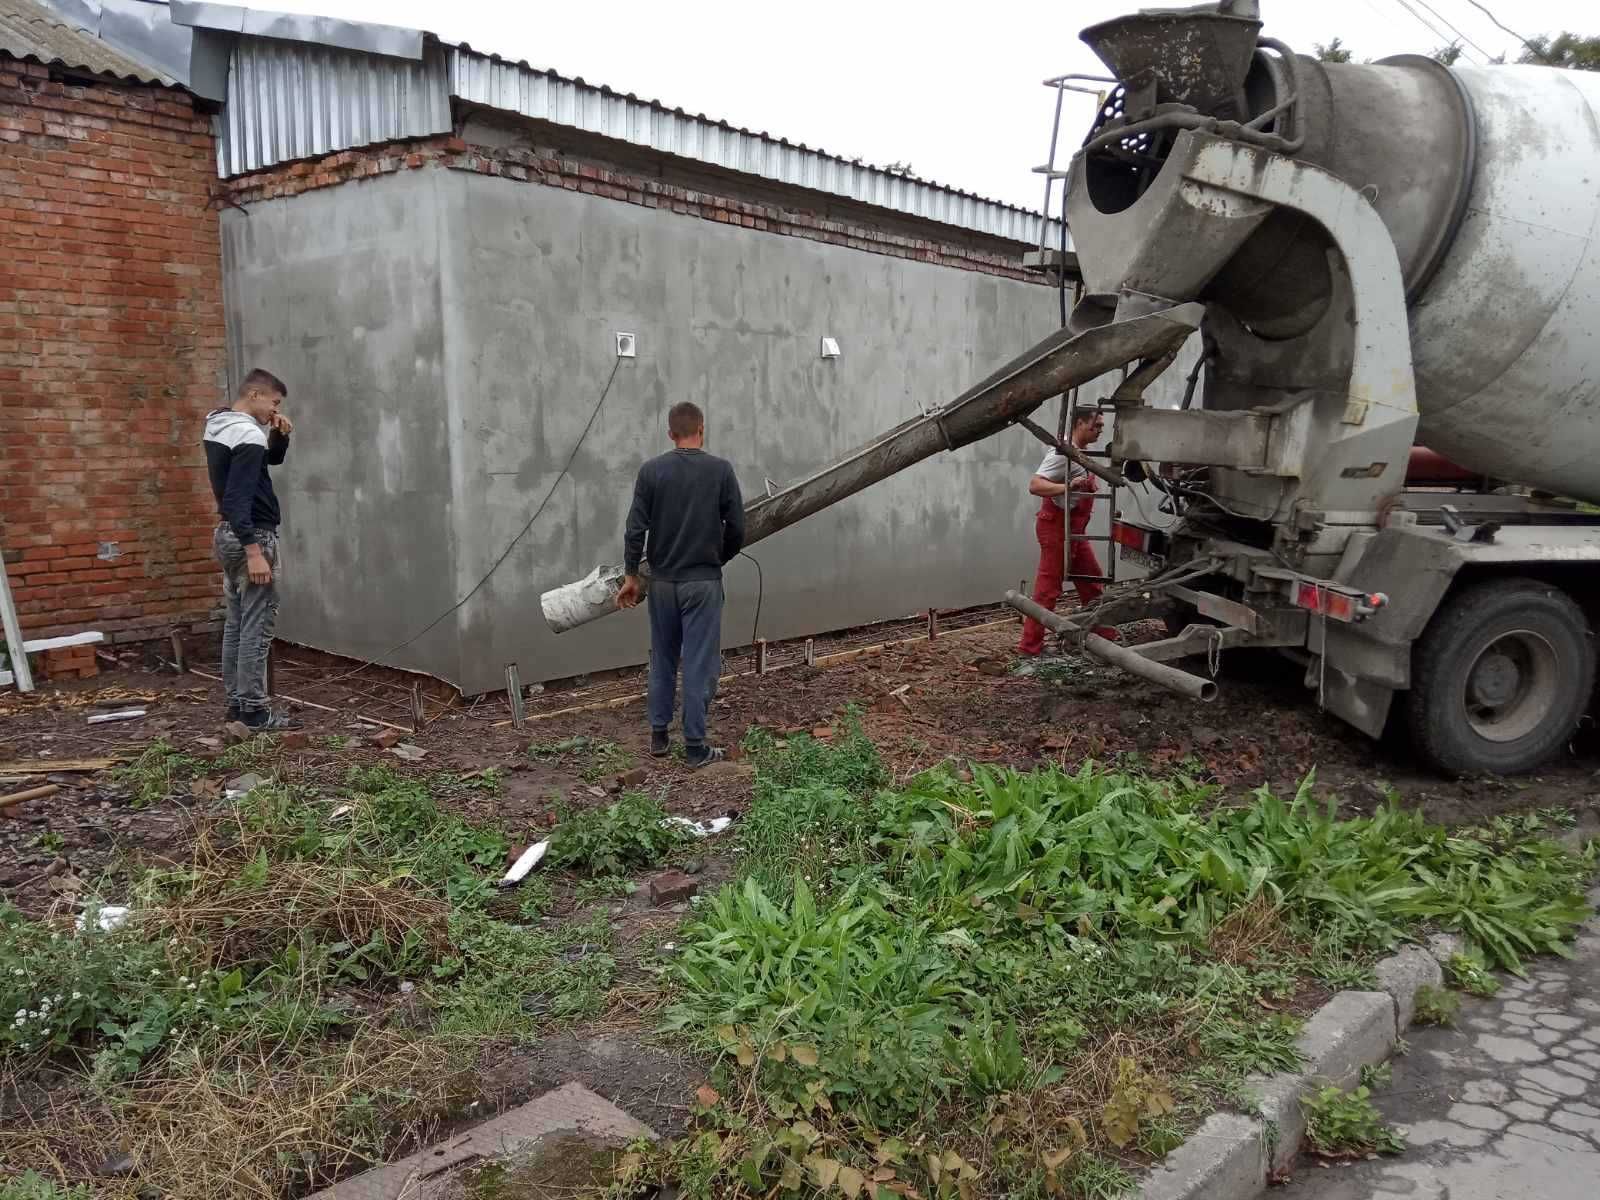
[0,758,123,775]
[21,631,105,653]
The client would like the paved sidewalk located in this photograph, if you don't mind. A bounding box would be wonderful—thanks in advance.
[1279,889,1600,1200]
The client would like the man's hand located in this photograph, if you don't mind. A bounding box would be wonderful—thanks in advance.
[245,544,273,586]
[615,575,642,609]
[269,412,294,436]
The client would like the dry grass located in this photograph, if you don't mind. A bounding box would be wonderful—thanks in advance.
[162,858,451,967]
[0,1029,476,1200]
[1206,894,1296,967]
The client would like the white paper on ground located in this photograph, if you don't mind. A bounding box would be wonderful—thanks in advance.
[75,905,131,933]
[663,815,734,838]
[498,840,549,887]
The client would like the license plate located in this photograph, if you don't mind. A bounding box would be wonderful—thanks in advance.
[1119,545,1165,571]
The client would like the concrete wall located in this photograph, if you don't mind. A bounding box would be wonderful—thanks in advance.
[224,166,1083,694]
[221,174,465,679]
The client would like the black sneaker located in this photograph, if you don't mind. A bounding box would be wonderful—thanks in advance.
[685,745,726,770]
[239,708,301,731]
[650,728,671,758]
[225,705,242,723]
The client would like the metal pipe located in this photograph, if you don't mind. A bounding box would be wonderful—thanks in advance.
[539,303,1204,634]
[1004,590,1218,702]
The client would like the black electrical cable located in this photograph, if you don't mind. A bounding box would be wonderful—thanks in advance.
[326,358,624,683]
[738,550,764,646]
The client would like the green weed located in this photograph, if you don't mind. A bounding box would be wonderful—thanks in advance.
[1447,948,1500,997]
[1301,1083,1404,1156]
[546,793,688,876]
[736,713,887,902]
[1199,1014,1304,1075]
[0,1173,93,1200]
[1412,983,1461,1026]
[213,734,280,773]
[112,739,200,808]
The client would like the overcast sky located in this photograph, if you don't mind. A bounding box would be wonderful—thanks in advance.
[257,0,1594,210]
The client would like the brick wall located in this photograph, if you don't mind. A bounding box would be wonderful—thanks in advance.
[220,132,1045,283]
[0,56,227,646]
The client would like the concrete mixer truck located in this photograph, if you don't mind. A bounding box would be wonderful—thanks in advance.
[543,0,1600,778]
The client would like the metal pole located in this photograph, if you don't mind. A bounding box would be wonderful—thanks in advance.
[506,663,526,730]
[0,547,34,693]
[1004,590,1218,702]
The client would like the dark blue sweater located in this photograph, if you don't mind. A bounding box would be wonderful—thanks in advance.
[624,448,745,581]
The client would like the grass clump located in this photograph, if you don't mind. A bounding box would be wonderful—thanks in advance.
[641,754,1591,1199]
[737,717,885,903]
[1301,1083,1405,1157]
[1446,948,1500,997]
[546,792,687,876]
[1412,983,1461,1026]
[0,1173,93,1200]
[0,768,609,1197]
[112,739,201,808]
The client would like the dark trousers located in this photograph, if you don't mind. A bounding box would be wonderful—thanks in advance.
[214,523,279,714]
[647,578,724,747]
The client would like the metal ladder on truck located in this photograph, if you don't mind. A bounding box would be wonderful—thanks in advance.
[1060,386,1121,603]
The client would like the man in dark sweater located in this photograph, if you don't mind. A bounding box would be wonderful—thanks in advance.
[617,401,745,767]
[202,368,296,730]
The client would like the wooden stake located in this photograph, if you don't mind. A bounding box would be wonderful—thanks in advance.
[927,609,939,640]
[756,639,769,675]
[410,682,424,734]
[169,629,188,674]
[804,638,815,667]
[506,663,526,731]
[0,784,57,812]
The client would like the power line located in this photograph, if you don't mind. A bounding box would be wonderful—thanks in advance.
[1462,0,1554,64]
[1391,0,1475,62]
[324,358,625,684]
[1414,0,1494,61]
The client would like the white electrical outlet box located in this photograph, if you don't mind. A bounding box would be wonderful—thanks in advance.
[820,336,841,359]
[616,332,637,358]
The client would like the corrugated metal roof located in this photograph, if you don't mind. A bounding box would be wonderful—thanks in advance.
[443,44,1061,247]
[0,0,173,83]
[217,34,449,176]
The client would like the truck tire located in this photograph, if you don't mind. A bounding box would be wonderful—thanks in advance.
[1407,578,1595,776]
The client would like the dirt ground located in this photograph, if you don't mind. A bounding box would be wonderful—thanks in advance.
[3,618,1598,1132]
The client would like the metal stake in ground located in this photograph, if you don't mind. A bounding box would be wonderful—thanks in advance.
[506,663,526,730]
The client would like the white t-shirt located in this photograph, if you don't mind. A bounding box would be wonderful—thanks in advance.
[1035,448,1090,510]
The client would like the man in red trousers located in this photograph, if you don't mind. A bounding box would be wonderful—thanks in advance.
[1018,409,1120,655]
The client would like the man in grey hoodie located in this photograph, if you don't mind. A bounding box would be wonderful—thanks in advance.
[202,369,296,729]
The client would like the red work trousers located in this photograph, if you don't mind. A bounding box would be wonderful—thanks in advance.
[1018,496,1104,655]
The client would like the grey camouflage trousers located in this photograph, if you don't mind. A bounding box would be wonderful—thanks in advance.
[213,523,278,715]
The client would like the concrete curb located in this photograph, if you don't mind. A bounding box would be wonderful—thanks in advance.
[1137,939,1453,1199]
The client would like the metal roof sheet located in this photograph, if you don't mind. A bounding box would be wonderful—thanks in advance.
[443,43,1062,247]
[0,0,173,83]
[216,33,449,177]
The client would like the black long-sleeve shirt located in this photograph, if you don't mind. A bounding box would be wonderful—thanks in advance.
[203,409,288,546]
[623,448,745,581]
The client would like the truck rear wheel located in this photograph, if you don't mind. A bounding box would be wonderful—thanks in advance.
[1407,578,1595,776]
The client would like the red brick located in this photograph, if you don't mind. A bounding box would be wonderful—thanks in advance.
[0,57,222,639]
